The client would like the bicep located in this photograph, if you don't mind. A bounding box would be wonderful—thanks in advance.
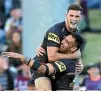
[47,46,59,56]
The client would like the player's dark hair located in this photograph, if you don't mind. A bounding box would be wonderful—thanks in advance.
[71,33,84,49]
[67,4,83,13]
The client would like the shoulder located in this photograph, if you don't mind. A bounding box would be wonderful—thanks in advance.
[47,21,64,32]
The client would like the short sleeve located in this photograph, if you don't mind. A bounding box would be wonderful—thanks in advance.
[47,26,61,47]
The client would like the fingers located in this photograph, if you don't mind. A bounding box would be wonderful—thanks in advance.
[1,52,18,58]
[36,46,45,56]
[76,67,83,72]
[76,62,84,74]
[1,52,11,57]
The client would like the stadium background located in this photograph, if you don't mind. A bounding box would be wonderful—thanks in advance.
[23,0,101,65]
[0,0,101,90]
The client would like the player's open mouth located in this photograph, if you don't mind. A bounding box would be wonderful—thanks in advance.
[70,21,77,25]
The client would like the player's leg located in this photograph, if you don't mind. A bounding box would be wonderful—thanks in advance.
[35,77,52,90]
[30,69,52,90]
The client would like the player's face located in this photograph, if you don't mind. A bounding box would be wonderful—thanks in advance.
[65,10,81,31]
[59,35,77,53]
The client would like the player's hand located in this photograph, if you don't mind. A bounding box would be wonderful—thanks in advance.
[74,49,81,59]
[36,46,46,56]
[66,49,81,59]
[2,52,25,62]
[75,59,83,75]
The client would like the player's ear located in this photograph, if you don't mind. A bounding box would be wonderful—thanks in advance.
[65,13,67,16]
[65,13,68,19]
[71,47,77,52]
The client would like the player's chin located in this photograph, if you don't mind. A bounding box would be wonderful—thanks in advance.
[70,27,76,31]
[59,48,64,53]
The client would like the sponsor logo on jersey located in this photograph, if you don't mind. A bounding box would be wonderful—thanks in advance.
[55,61,66,72]
[48,32,60,44]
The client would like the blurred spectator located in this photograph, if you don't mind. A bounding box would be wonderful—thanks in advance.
[4,0,13,17]
[0,0,5,13]
[0,11,6,29]
[79,64,101,90]
[0,11,6,44]
[4,6,22,40]
[7,32,22,53]
[7,32,22,67]
[0,11,7,53]
[4,0,22,17]
[14,64,31,90]
[0,56,14,90]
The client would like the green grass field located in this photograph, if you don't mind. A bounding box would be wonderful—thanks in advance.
[82,32,101,66]
[89,9,101,29]
[79,9,101,66]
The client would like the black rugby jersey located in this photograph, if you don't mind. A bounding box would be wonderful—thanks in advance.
[37,21,79,63]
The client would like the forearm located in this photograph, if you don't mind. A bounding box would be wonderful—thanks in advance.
[25,58,66,75]
[23,57,47,74]
[49,52,79,62]
[23,57,55,75]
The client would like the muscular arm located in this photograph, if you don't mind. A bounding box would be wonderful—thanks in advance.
[47,46,81,62]
[2,52,75,75]
[27,59,66,75]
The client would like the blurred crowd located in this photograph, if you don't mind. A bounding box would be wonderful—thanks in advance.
[0,0,101,90]
[74,57,101,90]
[0,0,35,90]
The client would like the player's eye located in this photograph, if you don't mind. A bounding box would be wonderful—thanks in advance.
[70,15,73,17]
[65,39,69,44]
[75,15,80,18]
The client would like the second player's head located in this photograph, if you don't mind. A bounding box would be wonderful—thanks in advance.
[65,4,83,31]
[59,33,84,53]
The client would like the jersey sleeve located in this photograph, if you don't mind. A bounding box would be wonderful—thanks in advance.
[46,26,61,47]
[52,59,76,74]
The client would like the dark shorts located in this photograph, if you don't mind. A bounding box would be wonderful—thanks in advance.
[55,74,75,90]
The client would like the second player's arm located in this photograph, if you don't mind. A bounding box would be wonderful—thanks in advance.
[47,46,81,62]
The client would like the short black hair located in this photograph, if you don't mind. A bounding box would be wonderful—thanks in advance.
[71,32,84,49]
[67,4,83,13]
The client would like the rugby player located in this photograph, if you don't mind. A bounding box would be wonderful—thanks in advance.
[3,4,84,90]
[35,4,84,90]
[2,33,84,90]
